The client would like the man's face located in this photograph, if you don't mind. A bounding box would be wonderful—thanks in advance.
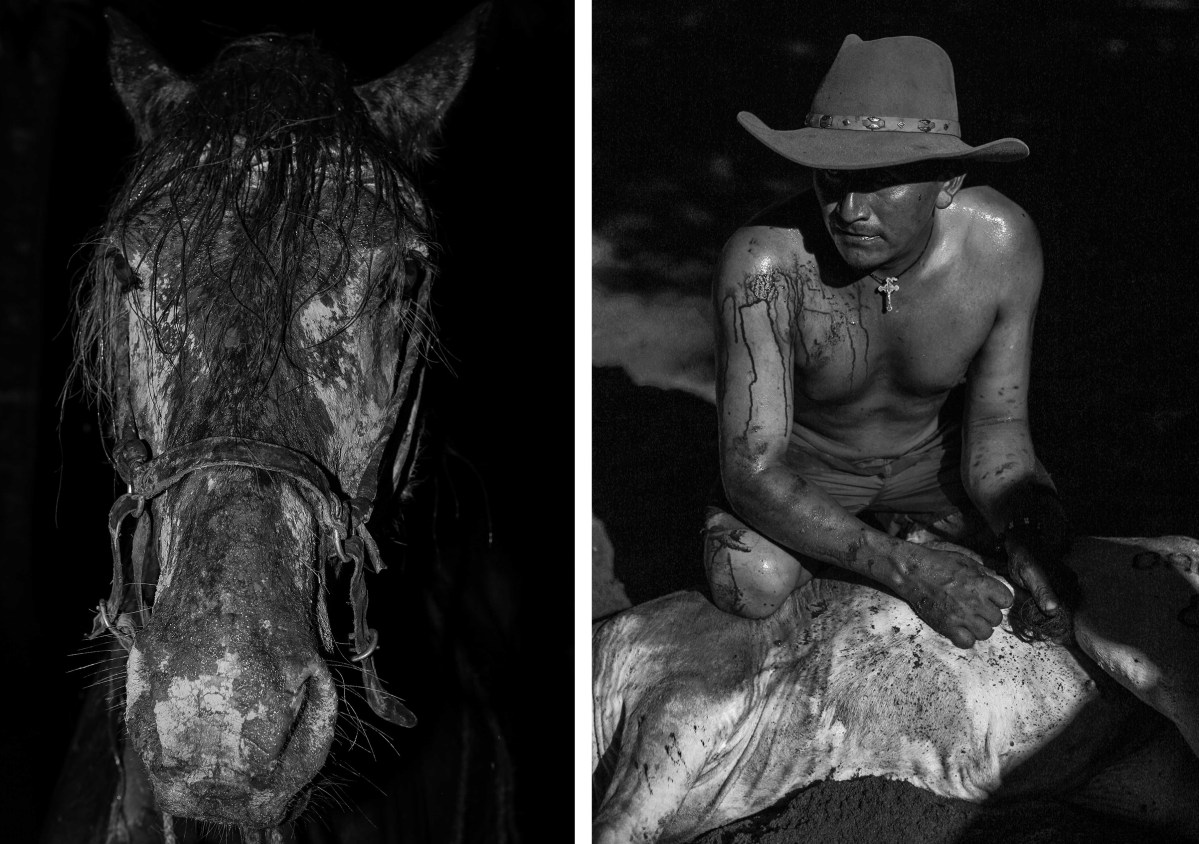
[812,163,954,273]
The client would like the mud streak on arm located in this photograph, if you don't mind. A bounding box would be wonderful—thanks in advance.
[793,259,867,385]
[724,268,797,443]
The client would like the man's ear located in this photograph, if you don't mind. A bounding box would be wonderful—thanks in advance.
[936,173,966,208]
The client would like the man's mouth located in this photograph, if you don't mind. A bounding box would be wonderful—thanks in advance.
[833,228,880,242]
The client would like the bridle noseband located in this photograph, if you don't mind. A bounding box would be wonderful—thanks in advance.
[91,433,418,728]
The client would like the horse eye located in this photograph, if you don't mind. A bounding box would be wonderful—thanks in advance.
[109,249,141,293]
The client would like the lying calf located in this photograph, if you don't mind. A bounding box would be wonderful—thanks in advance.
[592,536,1199,843]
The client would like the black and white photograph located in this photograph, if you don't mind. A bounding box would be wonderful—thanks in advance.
[592,1,1199,842]
[2,0,573,841]
[10,0,1199,841]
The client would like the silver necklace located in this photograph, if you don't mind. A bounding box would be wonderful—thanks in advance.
[869,230,932,314]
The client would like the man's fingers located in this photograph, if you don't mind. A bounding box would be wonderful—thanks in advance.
[980,572,1015,609]
[946,626,976,650]
[1031,584,1060,615]
[965,615,996,642]
[979,601,1003,629]
[1013,554,1060,614]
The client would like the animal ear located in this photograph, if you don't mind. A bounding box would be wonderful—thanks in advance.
[106,8,194,143]
[354,3,491,160]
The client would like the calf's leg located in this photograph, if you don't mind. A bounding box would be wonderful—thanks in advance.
[593,689,721,844]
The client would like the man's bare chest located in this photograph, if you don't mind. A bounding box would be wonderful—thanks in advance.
[791,280,993,404]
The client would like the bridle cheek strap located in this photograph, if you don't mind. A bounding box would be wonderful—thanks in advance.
[345,530,416,726]
[90,492,145,652]
[91,435,417,728]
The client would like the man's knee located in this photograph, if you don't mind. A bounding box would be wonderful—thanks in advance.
[702,509,806,618]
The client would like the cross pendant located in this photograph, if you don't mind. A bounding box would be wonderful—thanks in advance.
[876,276,899,313]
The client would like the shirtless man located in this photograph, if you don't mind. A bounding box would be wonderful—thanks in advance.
[706,34,1072,648]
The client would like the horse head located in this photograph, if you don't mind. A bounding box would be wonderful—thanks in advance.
[73,7,487,829]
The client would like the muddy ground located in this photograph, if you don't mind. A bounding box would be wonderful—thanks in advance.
[695,775,1173,844]
[593,1,1199,841]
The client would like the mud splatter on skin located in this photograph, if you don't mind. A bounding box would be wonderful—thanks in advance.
[708,529,753,555]
[716,255,872,449]
[745,273,780,303]
[791,257,869,382]
[702,523,751,614]
[846,533,880,578]
[717,266,797,445]
[739,435,770,461]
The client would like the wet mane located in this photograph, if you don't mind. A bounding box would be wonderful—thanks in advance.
[70,33,437,440]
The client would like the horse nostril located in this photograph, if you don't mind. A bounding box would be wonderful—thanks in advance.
[284,660,336,737]
[289,676,311,719]
[272,659,338,782]
[288,660,326,716]
[286,680,314,724]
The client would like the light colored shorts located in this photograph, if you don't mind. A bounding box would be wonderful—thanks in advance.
[783,422,972,532]
[706,422,1000,554]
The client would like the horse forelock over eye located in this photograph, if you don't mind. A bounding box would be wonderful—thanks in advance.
[104,246,142,293]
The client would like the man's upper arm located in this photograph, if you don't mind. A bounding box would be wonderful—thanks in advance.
[712,227,801,489]
[966,204,1044,424]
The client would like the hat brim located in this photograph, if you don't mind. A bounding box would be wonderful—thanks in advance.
[738,111,1029,170]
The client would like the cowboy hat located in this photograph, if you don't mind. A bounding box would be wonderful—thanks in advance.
[738,34,1029,171]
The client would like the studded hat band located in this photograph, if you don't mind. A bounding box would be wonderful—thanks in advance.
[804,113,960,136]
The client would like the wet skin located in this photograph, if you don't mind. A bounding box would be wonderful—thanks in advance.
[712,163,1058,648]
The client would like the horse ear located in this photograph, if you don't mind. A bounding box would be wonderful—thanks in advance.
[354,3,491,160]
[106,8,193,143]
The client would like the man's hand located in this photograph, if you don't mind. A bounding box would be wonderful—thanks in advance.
[896,544,1015,649]
[1002,486,1074,617]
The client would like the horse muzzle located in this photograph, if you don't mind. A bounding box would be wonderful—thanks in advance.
[126,637,338,826]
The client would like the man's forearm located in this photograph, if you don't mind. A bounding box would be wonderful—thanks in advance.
[962,418,1048,534]
[724,466,923,587]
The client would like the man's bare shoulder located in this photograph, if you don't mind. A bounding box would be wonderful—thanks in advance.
[951,185,1040,254]
[950,186,1043,306]
[718,191,828,287]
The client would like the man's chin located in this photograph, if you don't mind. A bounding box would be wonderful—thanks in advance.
[838,253,882,278]
[831,237,887,274]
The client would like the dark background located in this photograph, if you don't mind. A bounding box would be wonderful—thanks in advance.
[0,0,573,840]
[593,0,1199,606]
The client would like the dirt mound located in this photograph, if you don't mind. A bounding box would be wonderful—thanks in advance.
[694,776,1186,844]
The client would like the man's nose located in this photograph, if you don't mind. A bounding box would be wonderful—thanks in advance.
[835,191,869,222]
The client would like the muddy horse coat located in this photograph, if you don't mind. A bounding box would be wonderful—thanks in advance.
[592,537,1199,843]
[66,7,489,838]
